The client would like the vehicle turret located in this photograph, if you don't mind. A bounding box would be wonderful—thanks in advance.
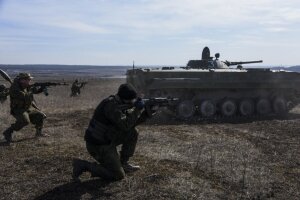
[187,47,262,69]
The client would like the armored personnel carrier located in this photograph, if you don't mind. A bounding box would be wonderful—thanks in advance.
[126,47,300,119]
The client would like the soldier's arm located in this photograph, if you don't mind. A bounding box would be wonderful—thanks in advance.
[105,102,143,132]
[34,86,43,94]
[10,87,27,99]
[31,86,44,94]
[136,109,151,125]
[10,87,33,105]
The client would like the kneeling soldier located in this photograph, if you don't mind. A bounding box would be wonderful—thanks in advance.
[72,83,150,181]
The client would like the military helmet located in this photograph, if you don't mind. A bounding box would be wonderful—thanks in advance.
[17,73,33,80]
[117,83,137,100]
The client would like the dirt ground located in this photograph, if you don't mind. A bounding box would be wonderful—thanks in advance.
[0,78,299,200]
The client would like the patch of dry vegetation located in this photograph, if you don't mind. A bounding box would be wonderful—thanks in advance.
[0,78,299,200]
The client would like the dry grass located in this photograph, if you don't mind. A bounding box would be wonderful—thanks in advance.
[0,78,299,200]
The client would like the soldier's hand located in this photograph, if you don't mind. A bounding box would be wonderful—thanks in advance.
[151,105,159,111]
[134,97,145,110]
[148,105,159,116]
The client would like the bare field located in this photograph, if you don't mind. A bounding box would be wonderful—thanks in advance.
[0,78,299,200]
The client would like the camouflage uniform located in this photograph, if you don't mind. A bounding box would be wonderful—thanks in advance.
[70,80,83,97]
[2,73,46,143]
[73,84,148,181]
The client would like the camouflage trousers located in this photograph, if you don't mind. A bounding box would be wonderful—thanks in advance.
[86,128,138,180]
[10,108,46,131]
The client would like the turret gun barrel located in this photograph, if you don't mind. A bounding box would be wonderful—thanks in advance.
[224,60,263,66]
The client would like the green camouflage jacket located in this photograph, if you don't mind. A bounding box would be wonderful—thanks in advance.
[85,95,148,145]
[9,78,43,112]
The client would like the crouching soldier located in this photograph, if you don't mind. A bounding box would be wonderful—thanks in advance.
[72,83,152,181]
[2,73,48,144]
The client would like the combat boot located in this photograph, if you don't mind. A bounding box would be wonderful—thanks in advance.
[72,159,91,182]
[35,128,49,137]
[122,162,140,173]
[3,127,13,144]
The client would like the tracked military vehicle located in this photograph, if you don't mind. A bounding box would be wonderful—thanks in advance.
[126,47,300,119]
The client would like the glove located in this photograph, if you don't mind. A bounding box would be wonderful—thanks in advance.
[151,105,159,112]
[43,87,49,96]
[147,105,159,117]
[134,98,145,110]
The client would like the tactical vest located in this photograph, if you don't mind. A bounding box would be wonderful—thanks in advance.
[10,81,33,111]
[84,96,117,145]
[92,95,116,125]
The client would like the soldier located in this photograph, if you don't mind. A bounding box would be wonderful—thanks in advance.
[72,83,152,181]
[0,84,9,103]
[70,79,86,97]
[2,73,48,144]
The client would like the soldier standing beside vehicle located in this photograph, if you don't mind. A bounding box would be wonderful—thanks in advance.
[2,73,49,144]
[72,83,153,181]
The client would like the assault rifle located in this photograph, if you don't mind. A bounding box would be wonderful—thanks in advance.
[81,81,88,88]
[32,82,69,96]
[119,97,179,117]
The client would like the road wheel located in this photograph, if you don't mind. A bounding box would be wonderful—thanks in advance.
[176,100,195,119]
[200,100,216,117]
[273,97,287,114]
[221,99,237,117]
[239,99,254,116]
[256,98,271,115]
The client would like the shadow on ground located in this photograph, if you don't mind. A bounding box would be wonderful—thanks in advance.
[0,137,37,146]
[34,179,113,200]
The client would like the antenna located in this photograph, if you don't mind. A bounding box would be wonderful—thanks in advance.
[133,60,135,69]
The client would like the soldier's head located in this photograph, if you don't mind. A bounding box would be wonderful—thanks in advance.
[17,73,33,88]
[117,83,137,104]
[75,79,78,83]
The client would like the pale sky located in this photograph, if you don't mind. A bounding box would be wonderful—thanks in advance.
[0,0,299,66]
